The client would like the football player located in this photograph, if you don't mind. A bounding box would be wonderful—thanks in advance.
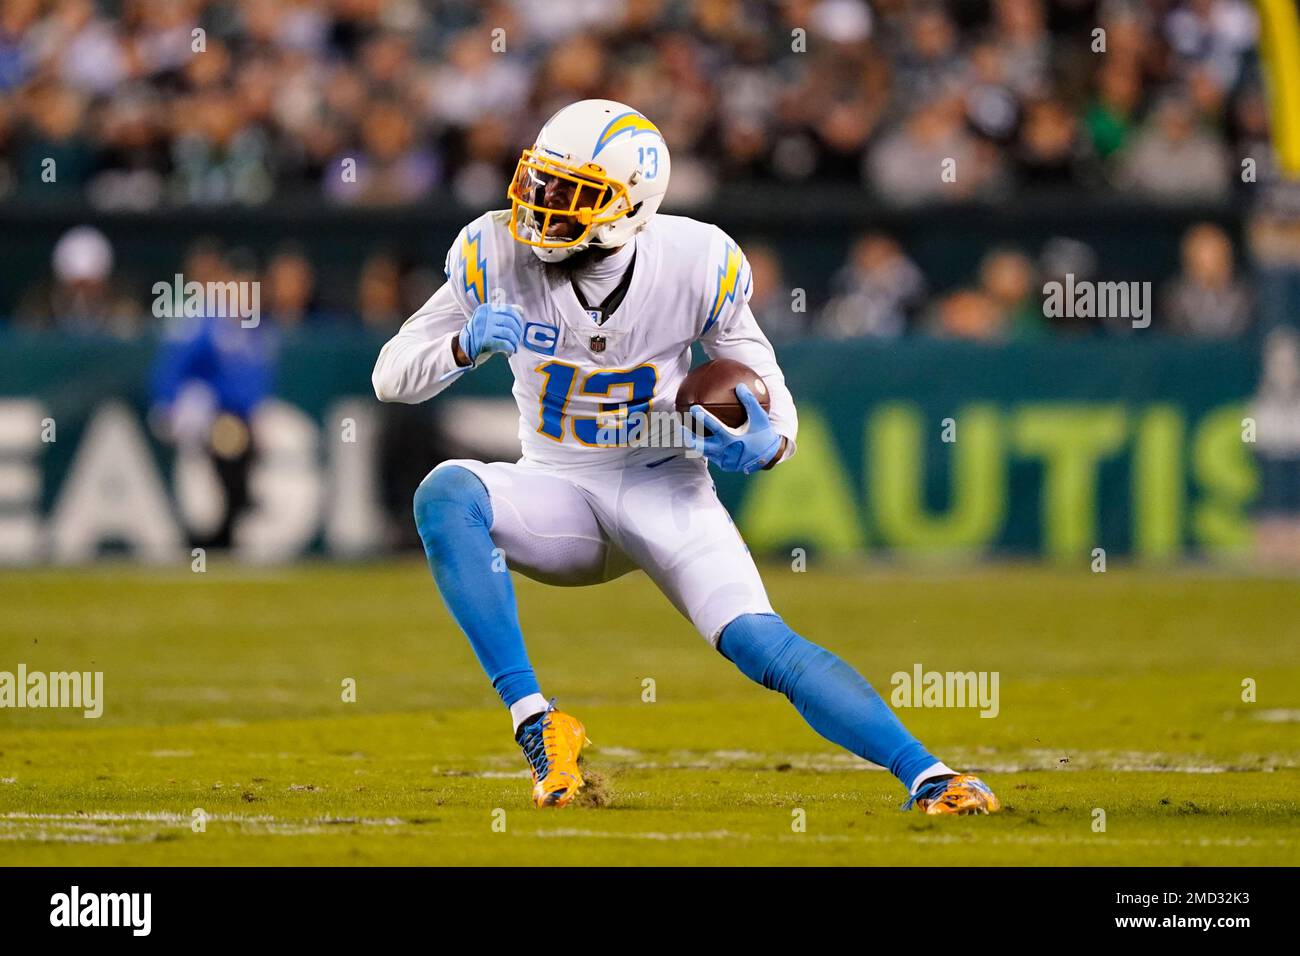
[372,100,999,815]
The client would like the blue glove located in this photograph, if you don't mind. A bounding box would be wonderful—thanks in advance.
[459,302,523,362]
[682,383,783,474]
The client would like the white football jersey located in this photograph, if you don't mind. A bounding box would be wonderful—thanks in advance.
[373,209,798,470]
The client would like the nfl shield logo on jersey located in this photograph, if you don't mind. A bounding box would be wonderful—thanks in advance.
[590,335,607,353]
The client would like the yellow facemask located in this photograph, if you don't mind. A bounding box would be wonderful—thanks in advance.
[507,148,633,249]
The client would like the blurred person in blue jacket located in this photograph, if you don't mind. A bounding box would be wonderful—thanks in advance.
[149,243,278,549]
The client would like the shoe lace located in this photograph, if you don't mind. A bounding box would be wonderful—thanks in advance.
[518,699,558,778]
[900,774,956,812]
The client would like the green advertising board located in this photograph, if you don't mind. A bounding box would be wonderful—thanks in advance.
[0,332,1260,564]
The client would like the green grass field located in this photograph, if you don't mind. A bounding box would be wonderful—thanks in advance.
[1,561,1297,866]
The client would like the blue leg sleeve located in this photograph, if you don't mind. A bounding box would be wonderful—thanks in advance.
[718,612,938,790]
[413,466,540,709]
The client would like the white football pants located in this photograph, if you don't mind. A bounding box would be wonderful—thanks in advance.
[429,453,774,644]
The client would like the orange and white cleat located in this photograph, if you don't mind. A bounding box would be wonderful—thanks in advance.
[516,700,589,808]
[904,774,1002,815]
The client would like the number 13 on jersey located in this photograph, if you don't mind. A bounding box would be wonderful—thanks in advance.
[536,361,658,446]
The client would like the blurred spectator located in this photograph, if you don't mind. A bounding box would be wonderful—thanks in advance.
[1185,64,1228,127]
[170,85,275,205]
[1015,97,1094,188]
[0,0,40,93]
[356,250,441,332]
[896,5,964,104]
[16,80,95,197]
[986,0,1052,99]
[1115,93,1231,202]
[930,289,1006,340]
[326,98,438,205]
[818,233,926,339]
[1082,63,1142,160]
[149,244,279,549]
[86,86,170,210]
[262,244,326,328]
[180,235,228,289]
[1163,0,1258,90]
[421,30,529,129]
[15,224,141,337]
[867,97,1003,205]
[357,251,405,331]
[744,242,805,345]
[979,247,1045,338]
[1163,222,1252,337]
[1038,236,1101,335]
[41,0,127,95]
[963,41,1021,146]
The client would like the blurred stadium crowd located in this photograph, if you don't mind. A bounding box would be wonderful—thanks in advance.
[0,0,1282,340]
[12,215,1259,341]
[0,0,1268,206]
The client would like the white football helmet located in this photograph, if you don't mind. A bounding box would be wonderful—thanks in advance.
[508,99,671,262]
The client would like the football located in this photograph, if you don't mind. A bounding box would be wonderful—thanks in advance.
[675,358,771,429]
